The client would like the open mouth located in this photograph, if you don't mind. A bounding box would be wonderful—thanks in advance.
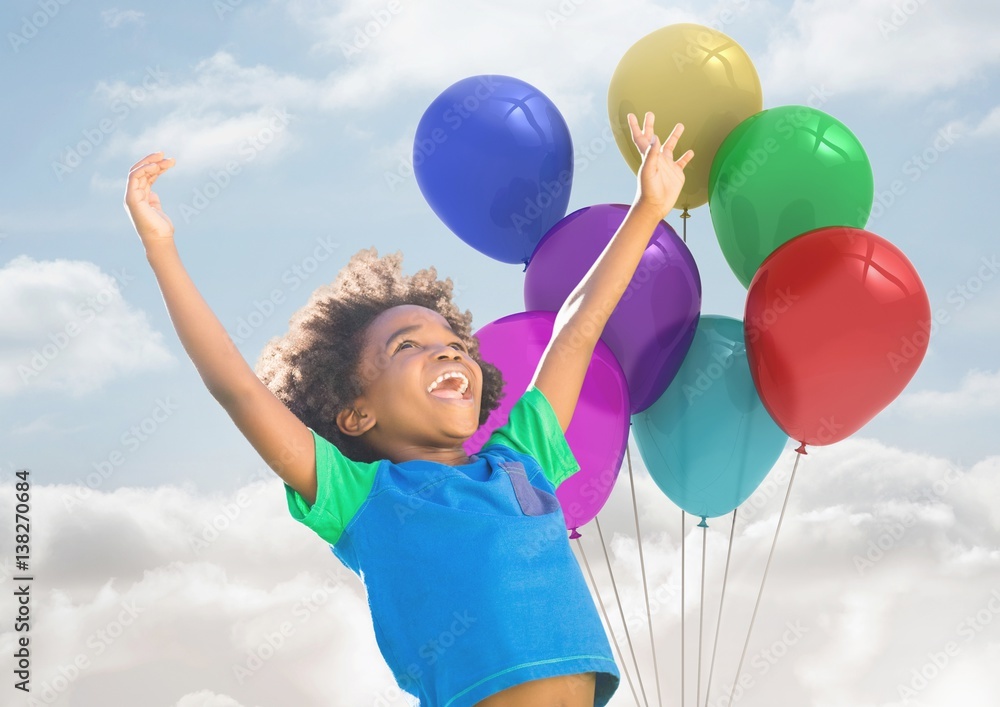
[427,370,472,402]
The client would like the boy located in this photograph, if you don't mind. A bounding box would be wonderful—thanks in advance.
[125,112,692,706]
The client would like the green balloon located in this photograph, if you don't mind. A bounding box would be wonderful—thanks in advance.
[708,106,874,287]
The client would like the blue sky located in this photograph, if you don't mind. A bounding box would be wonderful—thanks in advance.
[1,1,999,706]
[3,0,998,487]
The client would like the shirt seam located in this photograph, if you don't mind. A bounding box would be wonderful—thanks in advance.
[481,387,579,485]
[338,458,387,540]
[365,467,466,503]
[480,443,546,485]
[524,385,581,481]
[482,440,574,490]
[442,655,618,707]
[285,483,347,544]
[346,457,525,523]
[294,427,380,546]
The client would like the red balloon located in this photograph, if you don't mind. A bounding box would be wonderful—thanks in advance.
[745,226,930,449]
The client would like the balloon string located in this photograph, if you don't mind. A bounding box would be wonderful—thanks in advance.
[727,452,802,705]
[703,509,737,707]
[575,535,642,706]
[697,524,707,707]
[626,443,663,707]
[596,516,651,707]
[680,208,690,243]
[681,510,686,707]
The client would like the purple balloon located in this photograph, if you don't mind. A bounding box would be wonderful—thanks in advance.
[464,311,629,534]
[524,204,701,413]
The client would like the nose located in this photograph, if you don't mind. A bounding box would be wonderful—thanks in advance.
[433,344,463,360]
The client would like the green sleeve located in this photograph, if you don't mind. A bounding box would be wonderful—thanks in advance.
[482,385,581,489]
[284,428,382,546]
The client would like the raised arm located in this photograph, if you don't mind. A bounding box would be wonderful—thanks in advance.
[125,153,319,504]
[531,113,694,431]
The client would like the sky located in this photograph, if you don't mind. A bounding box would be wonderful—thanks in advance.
[0,0,998,705]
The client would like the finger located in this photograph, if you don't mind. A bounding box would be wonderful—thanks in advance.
[643,134,660,161]
[642,111,654,138]
[125,168,151,199]
[629,115,652,154]
[148,159,174,184]
[663,123,684,155]
[125,160,173,205]
[127,158,174,184]
[127,162,161,183]
[675,149,695,170]
[627,112,644,145]
[128,159,173,183]
[129,152,165,172]
[146,169,166,189]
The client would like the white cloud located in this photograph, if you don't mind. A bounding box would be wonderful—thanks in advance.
[759,0,1000,100]
[89,53,308,178]
[96,53,315,114]
[286,0,697,122]
[0,477,398,706]
[92,0,770,182]
[578,438,1000,705]
[277,0,1000,114]
[89,171,125,194]
[7,413,91,436]
[102,9,145,28]
[0,439,996,705]
[102,106,298,177]
[970,105,1000,138]
[0,256,175,397]
[896,369,1000,416]
[173,690,252,707]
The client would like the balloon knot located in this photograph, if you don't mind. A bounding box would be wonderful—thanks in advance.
[697,516,709,528]
[522,259,529,273]
[795,441,808,455]
[569,528,581,539]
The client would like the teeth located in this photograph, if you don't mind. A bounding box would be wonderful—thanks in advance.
[427,370,469,395]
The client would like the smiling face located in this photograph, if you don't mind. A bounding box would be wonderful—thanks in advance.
[335,304,484,465]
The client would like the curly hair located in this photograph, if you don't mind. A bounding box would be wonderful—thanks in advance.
[254,247,505,463]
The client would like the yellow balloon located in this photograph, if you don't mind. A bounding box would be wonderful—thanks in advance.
[608,23,763,211]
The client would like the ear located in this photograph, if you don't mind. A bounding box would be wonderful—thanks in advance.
[336,401,376,438]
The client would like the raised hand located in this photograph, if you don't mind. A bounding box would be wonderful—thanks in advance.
[627,111,694,219]
[124,151,176,249]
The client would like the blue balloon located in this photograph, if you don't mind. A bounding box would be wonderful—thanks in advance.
[413,75,574,265]
[631,315,788,520]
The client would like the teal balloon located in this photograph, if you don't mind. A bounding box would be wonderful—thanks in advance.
[708,106,874,288]
[631,315,787,519]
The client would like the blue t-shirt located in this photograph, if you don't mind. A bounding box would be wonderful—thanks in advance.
[284,386,620,706]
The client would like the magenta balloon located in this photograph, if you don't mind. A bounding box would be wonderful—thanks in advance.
[524,204,701,413]
[464,310,629,533]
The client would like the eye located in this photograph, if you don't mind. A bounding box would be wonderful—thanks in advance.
[395,340,417,352]
[449,342,467,352]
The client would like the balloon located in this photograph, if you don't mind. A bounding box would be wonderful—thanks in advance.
[608,23,762,211]
[631,316,787,520]
[464,311,630,533]
[523,204,701,413]
[413,75,574,265]
[709,106,874,287]
[744,227,930,449]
